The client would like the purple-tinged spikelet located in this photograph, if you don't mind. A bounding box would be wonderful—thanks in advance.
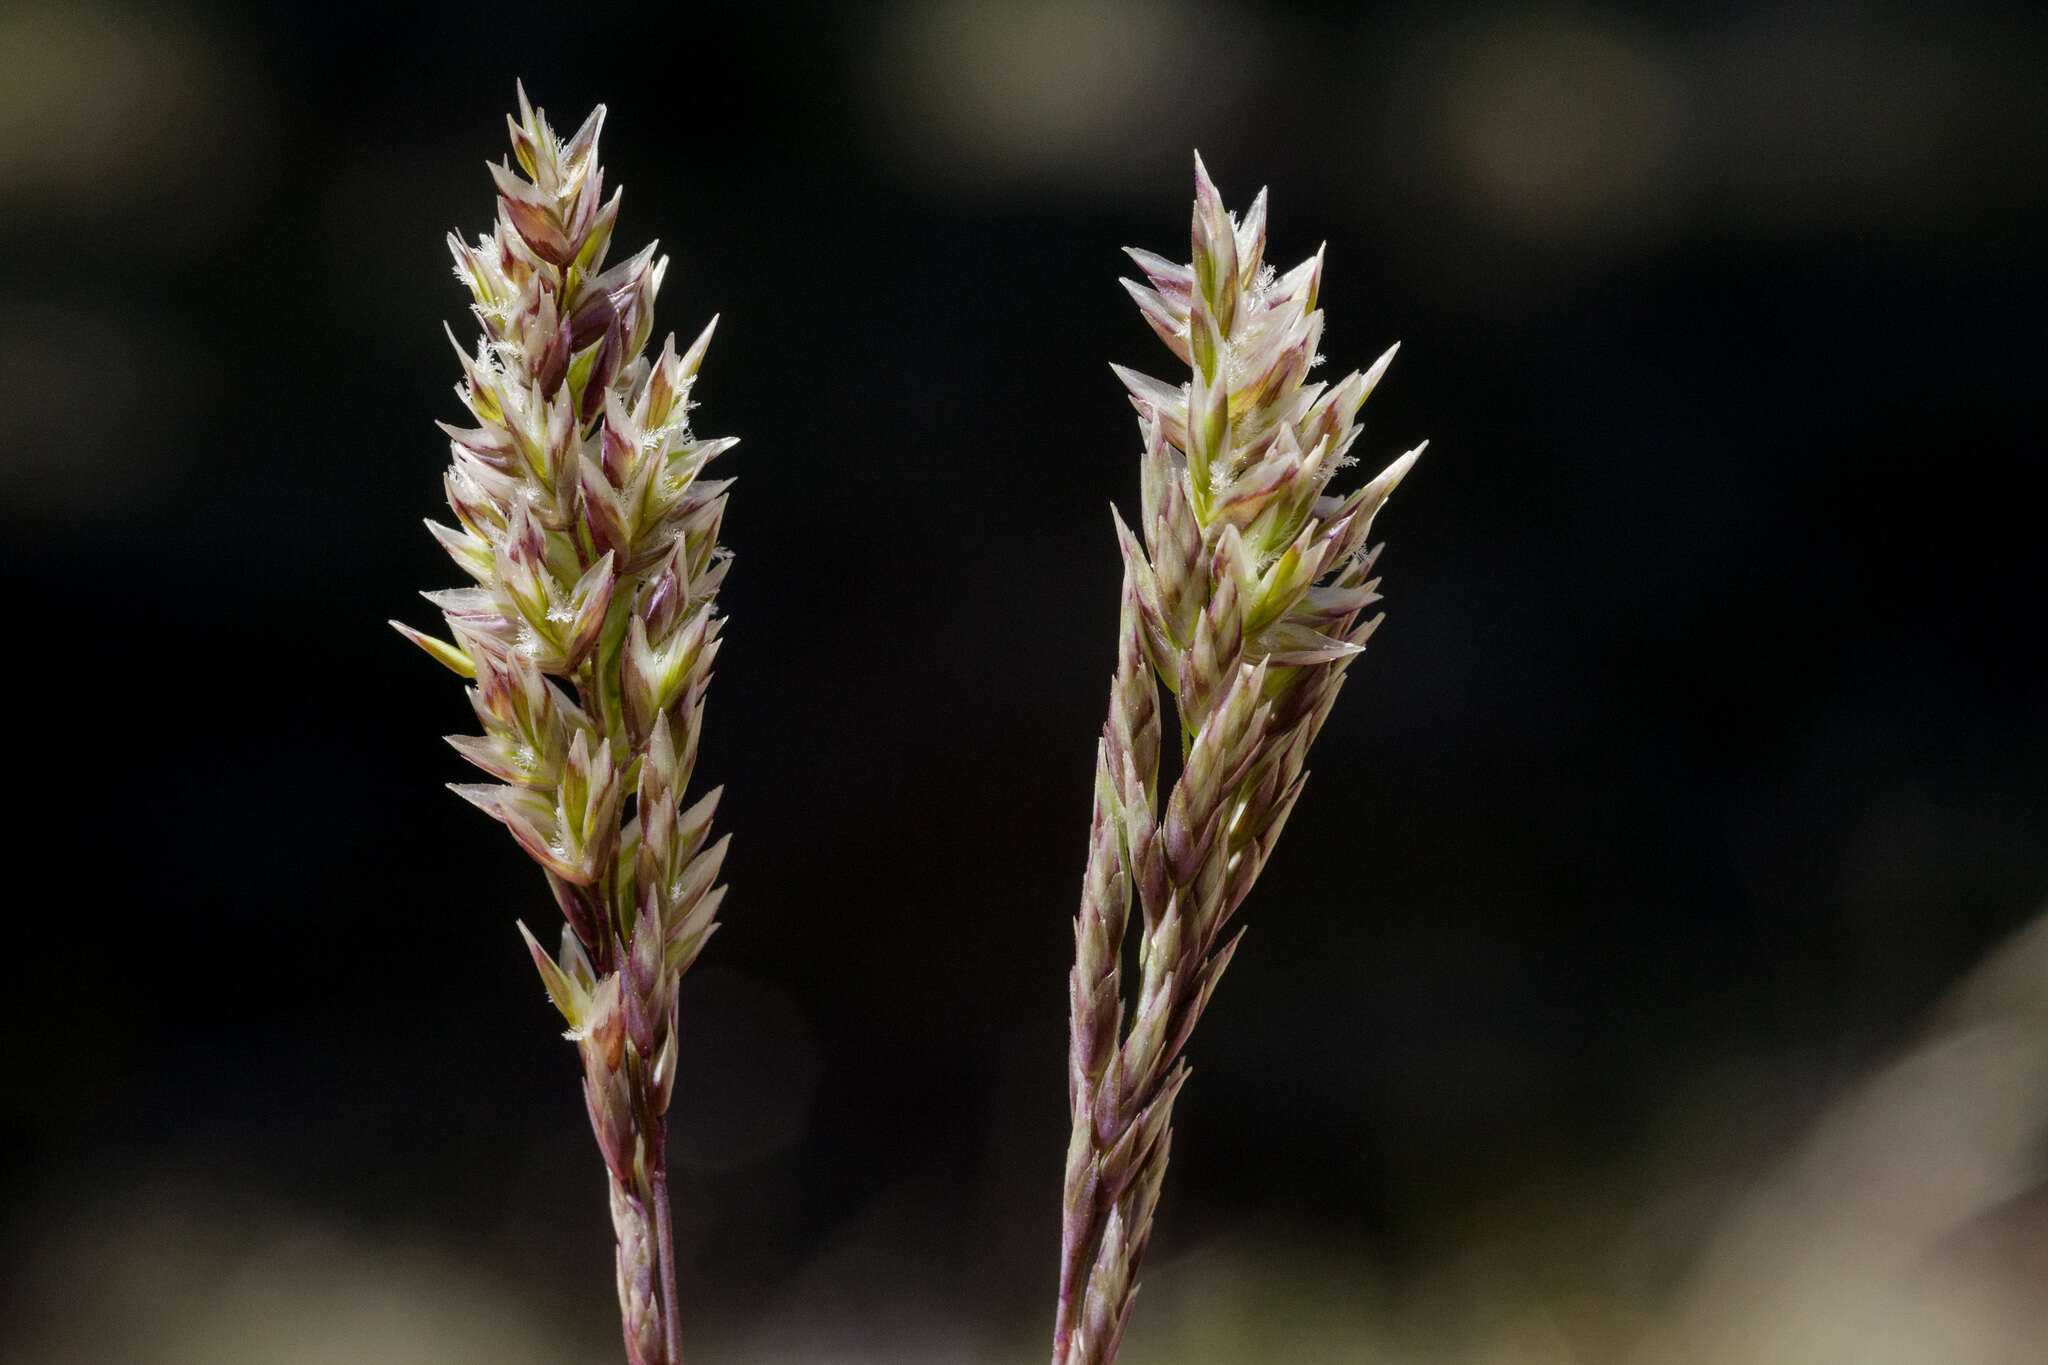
[1052,156,1426,1365]
[395,84,733,1365]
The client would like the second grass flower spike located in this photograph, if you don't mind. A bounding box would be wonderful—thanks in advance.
[1052,155,1427,1365]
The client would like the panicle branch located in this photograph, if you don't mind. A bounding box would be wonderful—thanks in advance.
[1053,154,1426,1365]
[396,83,736,1365]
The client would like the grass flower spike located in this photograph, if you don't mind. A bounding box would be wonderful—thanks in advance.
[1052,156,1426,1365]
[394,85,736,1365]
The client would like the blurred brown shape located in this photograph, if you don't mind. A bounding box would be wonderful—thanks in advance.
[1433,13,1685,247]
[1635,913,2048,1365]
[0,2,271,240]
[866,0,1262,194]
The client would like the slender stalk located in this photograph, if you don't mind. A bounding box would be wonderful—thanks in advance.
[650,1126,683,1365]
[1051,155,1426,1365]
[396,84,737,1365]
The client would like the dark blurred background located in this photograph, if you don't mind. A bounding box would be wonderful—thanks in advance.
[4,1,2046,1360]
